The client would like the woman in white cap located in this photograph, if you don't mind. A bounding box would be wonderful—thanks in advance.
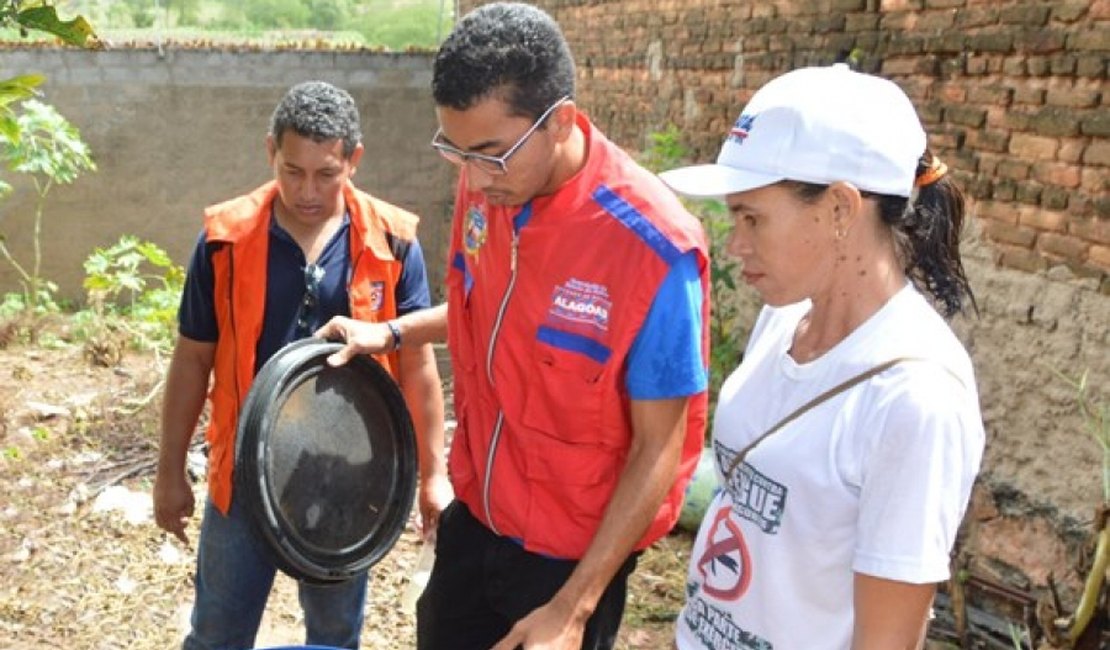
[660,63,984,650]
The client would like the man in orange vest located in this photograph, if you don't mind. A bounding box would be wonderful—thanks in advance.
[153,81,451,649]
[317,4,710,649]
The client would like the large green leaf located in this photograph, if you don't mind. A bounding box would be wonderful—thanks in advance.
[0,74,44,109]
[0,115,19,144]
[16,6,99,48]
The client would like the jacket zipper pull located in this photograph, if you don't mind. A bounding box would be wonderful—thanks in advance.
[510,235,519,273]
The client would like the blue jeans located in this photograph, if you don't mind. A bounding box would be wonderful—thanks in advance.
[183,498,368,650]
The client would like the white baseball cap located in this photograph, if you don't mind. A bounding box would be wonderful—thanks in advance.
[659,64,926,199]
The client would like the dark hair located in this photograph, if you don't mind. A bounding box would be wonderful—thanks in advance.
[432,2,575,120]
[270,81,361,159]
[783,150,977,318]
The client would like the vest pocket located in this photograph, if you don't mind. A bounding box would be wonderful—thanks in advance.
[523,441,617,558]
[520,338,605,445]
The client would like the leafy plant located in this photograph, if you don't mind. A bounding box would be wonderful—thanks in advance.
[0,1,98,46]
[0,1,98,159]
[1026,370,1110,648]
[58,0,449,50]
[640,125,746,417]
[0,74,44,153]
[1055,370,1108,648]
[80,235,185,353]
[351,0,449,50]
[0,99,96,315]
[0,2,98,323]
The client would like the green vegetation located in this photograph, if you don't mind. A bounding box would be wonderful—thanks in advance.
[1056,370,1108,648]
[0,2,98,145]
[0,1,97,45]
[46,0,453,50]
[79,235,185,354]
[0,2,99,327]
[0,99,96,318]
[640,125,746,420]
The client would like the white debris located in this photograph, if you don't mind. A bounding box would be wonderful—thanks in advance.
[186,450,207,479]
[158,540,184,565]
[115,574,138,595]
[71,451,104,465]
[69,483,91,505]
[92,485,152,525]
[66,392,99,409]
[7,539,33,563]
[25,401,71,419]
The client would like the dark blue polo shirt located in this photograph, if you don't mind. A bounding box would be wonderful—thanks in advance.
[178,210,432,373]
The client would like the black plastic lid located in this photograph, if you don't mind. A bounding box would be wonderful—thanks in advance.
[235,338,416,584]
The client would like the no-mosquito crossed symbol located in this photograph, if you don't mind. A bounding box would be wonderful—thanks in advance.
[695,505,752,601]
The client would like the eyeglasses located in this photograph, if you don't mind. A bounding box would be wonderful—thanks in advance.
[295,263,326,336]
[430,96,571,176]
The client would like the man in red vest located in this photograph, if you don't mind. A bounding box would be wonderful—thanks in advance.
[319,3,711,648]
[153,81,451,649]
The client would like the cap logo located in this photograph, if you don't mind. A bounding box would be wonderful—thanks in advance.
[728,114,756,144]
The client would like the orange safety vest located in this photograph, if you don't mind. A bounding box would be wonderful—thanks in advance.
[203,180,419,515]
[446,114,710,559]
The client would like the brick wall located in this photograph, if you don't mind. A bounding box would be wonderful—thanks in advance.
[458,0,1110,606]
[462,0,1108,283]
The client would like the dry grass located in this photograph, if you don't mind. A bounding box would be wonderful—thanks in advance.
[0,338,691,649]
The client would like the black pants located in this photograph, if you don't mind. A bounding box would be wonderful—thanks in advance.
[416,501,639,650]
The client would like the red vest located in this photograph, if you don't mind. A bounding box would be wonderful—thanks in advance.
[204,181,418,515]
[446,115,709,558]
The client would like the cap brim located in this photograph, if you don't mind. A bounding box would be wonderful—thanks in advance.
[659,164,783,199]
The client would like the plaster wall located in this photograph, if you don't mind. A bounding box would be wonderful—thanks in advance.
[0,47,455,301]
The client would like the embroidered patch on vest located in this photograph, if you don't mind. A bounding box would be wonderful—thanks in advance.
[368,281,385,311]
[548,278,611,332]
[463,206,488,261]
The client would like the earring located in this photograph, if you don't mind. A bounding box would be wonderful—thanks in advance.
[835,227,847,241]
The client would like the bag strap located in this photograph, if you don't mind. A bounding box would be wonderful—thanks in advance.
[725,357,916,482]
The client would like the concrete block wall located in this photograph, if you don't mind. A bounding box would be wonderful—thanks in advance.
[0,47,455,301]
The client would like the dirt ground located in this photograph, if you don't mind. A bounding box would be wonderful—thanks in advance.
[0,331,688,649]
[5,320,1066,649]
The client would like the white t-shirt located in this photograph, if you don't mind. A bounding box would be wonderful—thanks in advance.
[675,284,984,650]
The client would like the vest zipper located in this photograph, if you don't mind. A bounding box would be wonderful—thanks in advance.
[485,234,518,383]
[482,412,506,535]
[481,231,520,535]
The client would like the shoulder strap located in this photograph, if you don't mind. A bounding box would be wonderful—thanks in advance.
[725,357,916,482]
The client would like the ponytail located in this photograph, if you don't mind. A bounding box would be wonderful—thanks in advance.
[781,152,978,319]
[875,150,978,318]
